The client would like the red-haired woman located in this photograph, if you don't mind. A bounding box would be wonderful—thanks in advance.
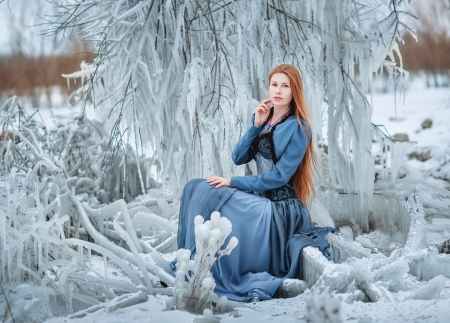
[176,64,336,302]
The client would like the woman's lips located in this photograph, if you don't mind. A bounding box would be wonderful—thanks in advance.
[273,97,283,101]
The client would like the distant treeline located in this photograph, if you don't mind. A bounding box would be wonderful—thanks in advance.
[401,31,450,70]
[0,52,93,106]
[0,30,448,106]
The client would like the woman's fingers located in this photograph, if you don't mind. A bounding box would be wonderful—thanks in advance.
[207,176,220,184]
[207,176,230,188]
[256,104,270,113]
[215,179,229,188]
[260,103,270,111]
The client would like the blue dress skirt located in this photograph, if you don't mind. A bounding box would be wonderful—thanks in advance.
[176,113,336,302]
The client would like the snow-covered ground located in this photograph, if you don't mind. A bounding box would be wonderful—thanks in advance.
[371,82,450,191]
[42,289,450,323]
[2,85,449,323]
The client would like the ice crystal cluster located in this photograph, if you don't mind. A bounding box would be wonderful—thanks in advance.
[167,211,238,314]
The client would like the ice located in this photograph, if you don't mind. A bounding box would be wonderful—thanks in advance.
[193,309,221,323]
[327,233,371,263]
[318,190,411,244]
[338,226,353,240]
[399,190,427,255]
[130,210,177,241]
[68,291,149,319]
[168,211,238,314]
[309,199,335,228]
[355,230,400,255]
[274,279,308,299]
[408,276,446,300]
[409,251,450,281]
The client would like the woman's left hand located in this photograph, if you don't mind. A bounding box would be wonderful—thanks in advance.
[207,176,231,188]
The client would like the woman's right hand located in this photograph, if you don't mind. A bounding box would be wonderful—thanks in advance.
[254,98,272,126]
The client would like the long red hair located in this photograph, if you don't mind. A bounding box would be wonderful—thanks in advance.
[268,64,319,205]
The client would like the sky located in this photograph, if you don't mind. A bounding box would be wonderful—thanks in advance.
[0,0,77,56]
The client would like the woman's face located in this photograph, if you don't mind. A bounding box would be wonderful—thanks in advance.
[269,73,292,109]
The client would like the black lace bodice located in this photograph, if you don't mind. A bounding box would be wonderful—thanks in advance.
[248,111,297,202]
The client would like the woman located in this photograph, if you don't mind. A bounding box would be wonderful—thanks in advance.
[176,64,335,302]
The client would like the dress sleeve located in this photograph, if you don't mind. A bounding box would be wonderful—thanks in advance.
[231,114,262,165]
[230,122,308,191]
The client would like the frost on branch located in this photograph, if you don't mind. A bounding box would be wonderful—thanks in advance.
[304,191,448,305]
[45,0,415,207]
[167,211,238,314]
[0,97,176,321]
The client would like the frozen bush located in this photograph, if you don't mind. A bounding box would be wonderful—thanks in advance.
[167,211,238,314]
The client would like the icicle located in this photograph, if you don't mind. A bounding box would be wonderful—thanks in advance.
[399,190,426,255]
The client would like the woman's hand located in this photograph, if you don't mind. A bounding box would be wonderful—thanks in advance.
[207,176,231,188]
[254,98,272,126]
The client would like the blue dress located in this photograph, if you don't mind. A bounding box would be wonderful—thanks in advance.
[176,111,336,302]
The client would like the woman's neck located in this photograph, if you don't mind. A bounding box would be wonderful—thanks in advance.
[270,104,291,123]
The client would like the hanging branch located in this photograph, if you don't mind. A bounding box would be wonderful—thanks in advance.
[43,0,414,202]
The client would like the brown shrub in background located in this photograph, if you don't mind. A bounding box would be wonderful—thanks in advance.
[399,0,450,85]
[400,31,450,73]
[0,51,94,106]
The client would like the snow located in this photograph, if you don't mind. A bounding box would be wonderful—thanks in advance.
[370,81,450,190]
[1,80,448,323]
[42,291,450,323]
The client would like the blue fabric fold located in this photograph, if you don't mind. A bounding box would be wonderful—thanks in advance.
[175,179,336,302]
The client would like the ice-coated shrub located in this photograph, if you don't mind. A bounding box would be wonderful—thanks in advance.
[0,96,155,204]
[167,211,238,314]
[0,97,175,321]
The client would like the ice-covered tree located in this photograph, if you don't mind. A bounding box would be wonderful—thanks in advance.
[46,0,414,206]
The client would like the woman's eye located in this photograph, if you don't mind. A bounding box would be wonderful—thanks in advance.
[283,85,290,88]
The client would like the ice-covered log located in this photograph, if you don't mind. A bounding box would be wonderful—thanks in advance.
[69,190,175,287]
[113,221,153,292]
[131,211,177,237]
[409,248,450,281]
[326,233,371,263]
[83,199,143,253]
[302,246,334,287]
[318,191,411,245]
[313,257,393,302]
[408,275,446,300]
[69,291,149,319]
[274,279,308,299]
